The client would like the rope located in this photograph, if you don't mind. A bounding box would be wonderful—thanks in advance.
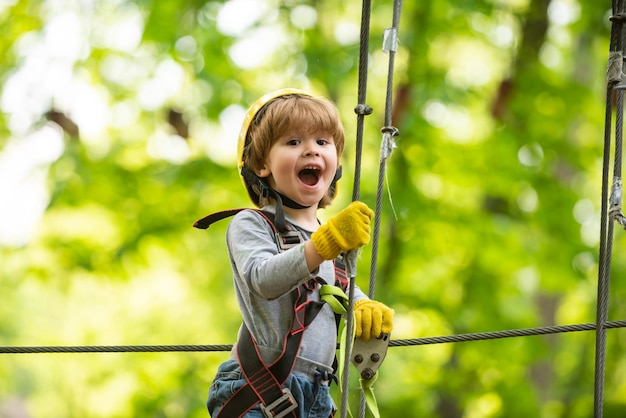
[0,344,234,354]
[594,3,626,417]
[341,1,373,416]
[3,320,626,354]
[391,320,626,347]
[343,0,403,417]
[368,0,402,299]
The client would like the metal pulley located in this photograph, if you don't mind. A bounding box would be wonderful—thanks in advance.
[351,333,391,380]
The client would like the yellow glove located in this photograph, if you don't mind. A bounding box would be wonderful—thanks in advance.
[311,201,374,260]
[354,299,394,341]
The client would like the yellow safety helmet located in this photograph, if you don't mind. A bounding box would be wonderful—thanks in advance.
[238,88,343,209]
[238,88,325,208]
[237,88,311,176]
[194,88,342,233]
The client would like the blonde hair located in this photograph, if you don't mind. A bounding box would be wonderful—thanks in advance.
[243,93,345,208]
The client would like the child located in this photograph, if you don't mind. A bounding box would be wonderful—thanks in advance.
[203,89,394,417]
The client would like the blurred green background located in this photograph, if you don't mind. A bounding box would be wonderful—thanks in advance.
[1,0,626,416]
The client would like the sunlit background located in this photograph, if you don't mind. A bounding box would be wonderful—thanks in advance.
[2,0,625,417]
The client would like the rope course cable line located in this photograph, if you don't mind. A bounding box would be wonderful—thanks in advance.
[3,2,626,418]
[594,1,626,417]
[339,0,378,415]
[349,0,403,417]
[3,319,626,355]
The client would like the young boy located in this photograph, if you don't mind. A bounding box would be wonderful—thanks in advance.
[203,89,394,417]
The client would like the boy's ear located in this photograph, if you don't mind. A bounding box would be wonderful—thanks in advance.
[256,165,271,178]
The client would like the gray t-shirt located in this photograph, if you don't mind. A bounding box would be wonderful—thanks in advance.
[226,206,367,379]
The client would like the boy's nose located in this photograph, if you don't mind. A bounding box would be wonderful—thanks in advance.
[304,143,321,156]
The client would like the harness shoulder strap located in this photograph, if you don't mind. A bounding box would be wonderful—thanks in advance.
[194,207,292,233]
[193,208,245,229]
[196,207,343,418]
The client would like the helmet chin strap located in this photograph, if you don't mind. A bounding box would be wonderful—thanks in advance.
[240,167,303,232]
[240,166,342,232]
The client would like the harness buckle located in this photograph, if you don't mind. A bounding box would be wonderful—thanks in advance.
[260,388,298,418]
[275,231,303,251]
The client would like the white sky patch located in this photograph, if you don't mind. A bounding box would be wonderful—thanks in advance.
[423,100,481,144]
[446,50,492,88]
[0,124,65,247]
[66,80,111,143]
[423,100,449,128]
[147,130,191,164]
[100,54,140,87]
[110,100,141,130]
[42,11,89,61]
[444,107,473,143]
[518,143,544,167]
[137,59,185,110]
[216,0,270,36]
[548,0,580,26]
[2,10,90,136]
[175,35,198,61]
[514,265,539,295]
[198,104,244,165]
[539,43,562,69]
[516,183,538,213]
[491,24,515,49]
[229,26,286,69]
[573,198,595,224]
[290,5,317,30]
[334,21,360,46]
[91,2,143,53]
[0,0,18,16]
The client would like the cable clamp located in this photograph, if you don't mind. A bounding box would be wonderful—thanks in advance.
[382,27,398,53]
[381,126,399,160]
[354,103,373,115]
[609,13,626,23]
[608,51,625,85]
[609,177,626,229]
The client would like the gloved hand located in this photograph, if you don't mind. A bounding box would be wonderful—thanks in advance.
[311,201,374,260]
[354,299,394,341]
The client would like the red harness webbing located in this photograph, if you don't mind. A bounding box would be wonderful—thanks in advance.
[195,209,347,418]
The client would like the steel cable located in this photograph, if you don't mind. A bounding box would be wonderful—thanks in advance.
[4,320,626,354]
[595,3,626,417]
[341,1,373,416]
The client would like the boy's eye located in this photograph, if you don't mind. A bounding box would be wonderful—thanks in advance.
[287,139,300,145]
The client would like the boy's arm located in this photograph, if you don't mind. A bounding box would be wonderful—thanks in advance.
[228,210,314,299]
[303,240,324,272]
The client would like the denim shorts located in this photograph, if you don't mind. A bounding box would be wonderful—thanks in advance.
[207,359,335,418]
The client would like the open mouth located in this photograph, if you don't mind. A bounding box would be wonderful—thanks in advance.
[298,166,321,186]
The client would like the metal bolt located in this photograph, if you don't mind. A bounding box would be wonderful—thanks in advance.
[371,353,380,362]
[361,368,375,380]
[354,354,363,363]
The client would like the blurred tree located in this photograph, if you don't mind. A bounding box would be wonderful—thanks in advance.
[0,0,625,417]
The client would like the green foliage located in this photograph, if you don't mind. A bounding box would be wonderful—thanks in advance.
[1,0,625,416]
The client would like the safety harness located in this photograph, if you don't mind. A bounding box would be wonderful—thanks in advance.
[194,209,349,418]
